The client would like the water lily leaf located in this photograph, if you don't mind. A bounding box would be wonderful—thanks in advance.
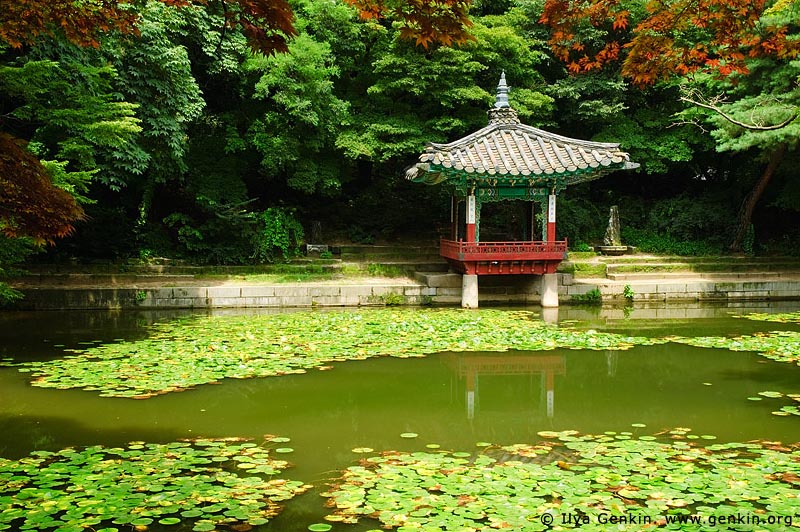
[7,309,667,398]
[321,430,800,530]
[400,433,418,439]
[0,439,308,531]
[308,524,332,531]
[352,447,374,454]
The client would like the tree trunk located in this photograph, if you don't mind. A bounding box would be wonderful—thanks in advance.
[729,143,787,253]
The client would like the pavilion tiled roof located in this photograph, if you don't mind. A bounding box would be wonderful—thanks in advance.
[406,74,638,187]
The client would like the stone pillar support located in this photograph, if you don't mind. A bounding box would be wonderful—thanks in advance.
[462,274,479,308]
[540,273,559,308]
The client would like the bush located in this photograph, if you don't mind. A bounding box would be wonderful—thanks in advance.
[557,197,605,245]
[0,236,36,305]
[622,227,722,256]
[571,288,602,304]
[163,209,255,264]
[645,194,733,246]
[252,207,305,263]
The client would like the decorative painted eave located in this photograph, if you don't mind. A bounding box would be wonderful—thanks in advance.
[406,73,639,188]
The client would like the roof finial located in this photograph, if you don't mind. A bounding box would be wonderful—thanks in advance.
[494,71,510,108]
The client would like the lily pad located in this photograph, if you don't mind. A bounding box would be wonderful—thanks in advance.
[399,433,418,439]
[2,309,668,398]
[352,447,374,454]
[323,430,800,531]
[0,439,307,531]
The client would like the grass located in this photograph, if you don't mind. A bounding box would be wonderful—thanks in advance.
[572,263,607,278]
[194,262,413,284]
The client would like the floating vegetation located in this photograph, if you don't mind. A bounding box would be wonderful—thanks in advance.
[734,311,800,324]
[673,332,800,418]
[674,331,800,366]
[0,438,308,532]
[754,391,800,417]
[1,309,665,398]
[322,430,800,531]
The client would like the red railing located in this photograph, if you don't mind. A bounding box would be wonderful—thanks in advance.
[440,239,567,261]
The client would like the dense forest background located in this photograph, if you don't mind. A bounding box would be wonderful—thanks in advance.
[1,0,799,275]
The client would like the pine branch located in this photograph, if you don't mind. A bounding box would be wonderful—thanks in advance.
[680,94,798,131]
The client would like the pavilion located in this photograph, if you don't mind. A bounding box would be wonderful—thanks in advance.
[406,73,639,308]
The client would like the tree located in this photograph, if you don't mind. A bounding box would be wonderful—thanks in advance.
[245,33,350,196]
[0,0,475,57]
[0,133,85,243]
[540,0,799,85]
[0,0,297,56]
[540,0,800,252]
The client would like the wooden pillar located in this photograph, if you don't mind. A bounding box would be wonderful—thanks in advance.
[546,193,556,242]
[450,195,458,240]
[466,193,477,243]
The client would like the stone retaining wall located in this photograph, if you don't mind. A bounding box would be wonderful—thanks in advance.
[11,273,800,310]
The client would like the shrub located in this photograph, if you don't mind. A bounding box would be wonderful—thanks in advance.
[0,236,36,305]
[621,227,722,256]
[252,207,305,263]
[571,288,602,304]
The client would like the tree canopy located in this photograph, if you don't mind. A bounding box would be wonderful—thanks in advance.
[1,0,799,268]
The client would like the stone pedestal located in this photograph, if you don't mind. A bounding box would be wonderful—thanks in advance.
[462,274,479,308]
[540,273,559,308]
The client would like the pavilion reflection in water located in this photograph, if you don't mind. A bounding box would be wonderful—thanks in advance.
[445,352,566,420]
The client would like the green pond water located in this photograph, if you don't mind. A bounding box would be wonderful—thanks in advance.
[1,304,799,531]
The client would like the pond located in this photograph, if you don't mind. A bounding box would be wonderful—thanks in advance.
[1,304,799,531]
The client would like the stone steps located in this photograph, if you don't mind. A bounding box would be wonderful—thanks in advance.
[606,270,800,281]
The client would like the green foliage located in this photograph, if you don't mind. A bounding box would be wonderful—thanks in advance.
[1,309,664,398]
[108,1,205,182]
[382,292,406,306]
[0,439,307,530]
[252,208,305,263]
[162,197,259,264]
[0,58,145,190]
[246,33,349,196]
[623,284,635,300]
[647,194,734,244]
[572,287,602,304]
[557,196,605,245]
[324,432,800,530]
[622,228,722,256]
[4,0,799,262]
[595,99,709,174]
[0,235,36,305]
[571,242,594,252]
[743,223,756,255]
